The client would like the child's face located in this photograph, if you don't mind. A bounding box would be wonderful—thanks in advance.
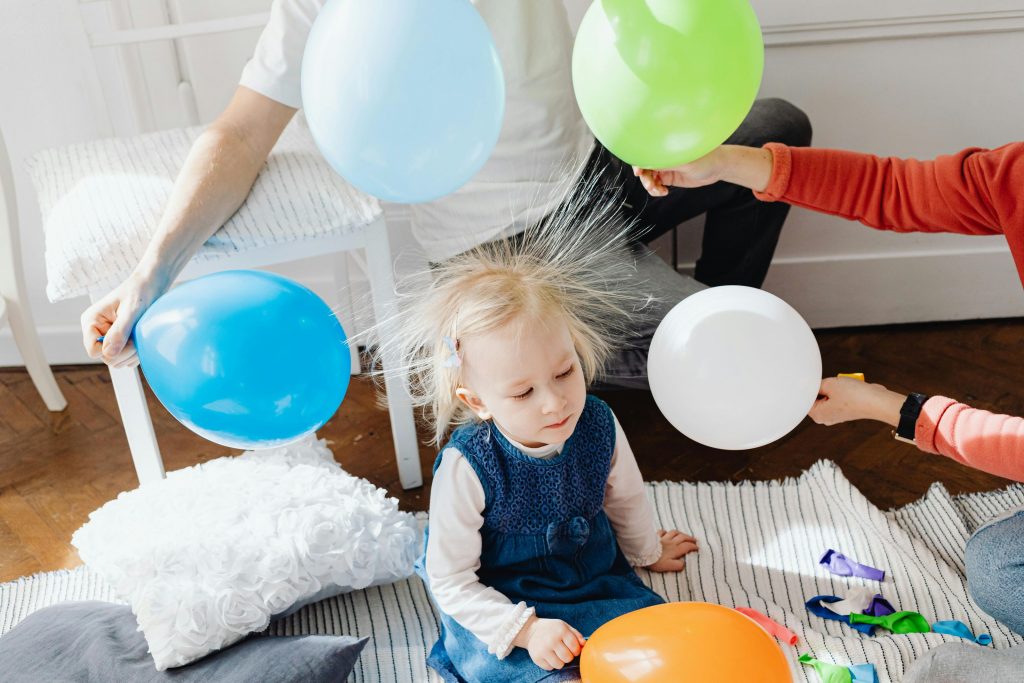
[456,316,587,448]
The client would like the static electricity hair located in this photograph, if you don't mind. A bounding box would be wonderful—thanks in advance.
[369,176,654,446]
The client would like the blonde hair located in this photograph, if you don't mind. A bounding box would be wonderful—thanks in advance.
[369,178,653,446]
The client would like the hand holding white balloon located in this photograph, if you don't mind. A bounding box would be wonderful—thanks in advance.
[647,287,821,450]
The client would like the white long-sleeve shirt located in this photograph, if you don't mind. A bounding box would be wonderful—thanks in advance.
[424,414,661,659]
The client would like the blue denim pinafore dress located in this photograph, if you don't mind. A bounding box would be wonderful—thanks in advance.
[418,395,664,682]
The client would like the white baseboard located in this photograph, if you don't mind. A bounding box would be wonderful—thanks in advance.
[670,247,1024,328]
[0,323,94,368]
[764,248,1024,328]
[3,249,1021,368]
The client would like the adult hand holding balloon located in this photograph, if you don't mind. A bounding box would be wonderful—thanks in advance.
[301,0,505,203]
[133,271,350,450]
[572,0,764,168]
[647,287,821,450]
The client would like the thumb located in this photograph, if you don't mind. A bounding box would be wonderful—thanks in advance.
[102,311,137,360]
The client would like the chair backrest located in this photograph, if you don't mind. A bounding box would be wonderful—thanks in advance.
[78,0,272,136]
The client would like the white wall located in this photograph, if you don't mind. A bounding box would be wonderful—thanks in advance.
[1,0,115,368]
[3,0,1024,367]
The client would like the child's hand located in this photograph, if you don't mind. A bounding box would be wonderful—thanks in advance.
[646,529,699,572]
[513,616,585,671]
[809,377,906,427]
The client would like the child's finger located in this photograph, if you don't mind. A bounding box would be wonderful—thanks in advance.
[535,656,554,671]
[664,539,697,558]
[659,557,686,572]
[562,632,582,656]
[675,540,699,556]
[553,642,574,664]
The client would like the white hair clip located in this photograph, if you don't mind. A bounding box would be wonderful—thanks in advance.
[442,336,462,368]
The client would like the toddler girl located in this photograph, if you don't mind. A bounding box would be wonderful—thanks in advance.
[378,199,698,682]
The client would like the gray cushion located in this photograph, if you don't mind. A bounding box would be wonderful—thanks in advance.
[0,601,368,682]
[903,641,1024,683]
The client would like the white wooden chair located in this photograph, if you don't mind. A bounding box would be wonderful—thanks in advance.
[26,1,422,488]
[0,129,67,414]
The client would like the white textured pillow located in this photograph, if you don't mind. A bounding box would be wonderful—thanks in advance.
[71,437,418,671]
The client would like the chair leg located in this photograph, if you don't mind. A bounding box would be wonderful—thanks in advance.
[332,252,362,375]
[364,219,423,490]
[2,296,67,412]
[86,292,165,486]
[108,363,166,486]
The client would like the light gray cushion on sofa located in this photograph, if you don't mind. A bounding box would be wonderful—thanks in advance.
[0,601,368,682]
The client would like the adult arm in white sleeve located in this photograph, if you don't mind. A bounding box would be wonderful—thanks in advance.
[426,448,535,659]
[603,413,662,567]
[239,0,325,108]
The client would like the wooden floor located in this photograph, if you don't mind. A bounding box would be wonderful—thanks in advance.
[1,318,1021,583]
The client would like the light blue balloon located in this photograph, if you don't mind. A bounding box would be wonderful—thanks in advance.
[301,0,505,203]
[133,271,350,450]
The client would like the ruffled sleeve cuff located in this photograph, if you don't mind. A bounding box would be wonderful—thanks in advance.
[753,142,793,202]
[629,532,664,568]
[488,602,535,660]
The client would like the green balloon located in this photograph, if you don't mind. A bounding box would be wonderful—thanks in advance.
[572,0,764,168]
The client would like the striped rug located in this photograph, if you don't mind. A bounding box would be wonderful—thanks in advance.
[2,461,1022,682]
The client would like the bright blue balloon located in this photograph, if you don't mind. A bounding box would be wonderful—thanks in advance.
[301,0,505,203]
[133,271,350,450]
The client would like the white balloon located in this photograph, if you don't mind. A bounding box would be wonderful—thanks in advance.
[647,286,821,450]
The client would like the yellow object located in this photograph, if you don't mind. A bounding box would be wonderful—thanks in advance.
[838,373,865,381]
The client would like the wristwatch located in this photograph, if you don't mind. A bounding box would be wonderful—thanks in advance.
[894,392,929,444]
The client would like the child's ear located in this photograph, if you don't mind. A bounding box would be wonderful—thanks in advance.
[455,387,491,420]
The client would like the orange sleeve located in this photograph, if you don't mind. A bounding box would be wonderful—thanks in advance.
[753,142,1024,237]
[915,396,1024,483]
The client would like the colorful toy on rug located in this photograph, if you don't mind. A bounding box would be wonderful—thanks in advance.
[579,602,790,682]
[647,286,822,450]
[807,555,994,644]
[819,548,886,581]
[799,654,878,683]
[849,611,931,634]
[931,620,994,645]
[735,607,799,645]
[806,593,895,635]
[133,270,350,449]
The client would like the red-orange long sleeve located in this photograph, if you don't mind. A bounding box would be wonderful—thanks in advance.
[916,397,1024,483]
[755,142,1024,284]
[755,142,1024,481]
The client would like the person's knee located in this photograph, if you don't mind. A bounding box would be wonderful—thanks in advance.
[965,516,1024,635]
[755,97,813,148]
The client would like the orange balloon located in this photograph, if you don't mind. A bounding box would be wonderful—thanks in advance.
[580,602,792,683]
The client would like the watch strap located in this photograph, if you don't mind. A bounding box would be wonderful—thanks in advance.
[895,392,929,443]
